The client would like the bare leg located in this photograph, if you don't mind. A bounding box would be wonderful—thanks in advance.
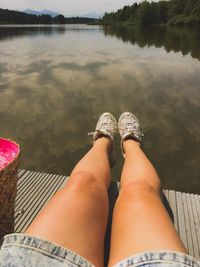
[25,137,111,267]
[108,140,187,266]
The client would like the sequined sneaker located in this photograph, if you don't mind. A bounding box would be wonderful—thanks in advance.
[118,112,144,157]
[88,112,117,167]
[88,112,117,142]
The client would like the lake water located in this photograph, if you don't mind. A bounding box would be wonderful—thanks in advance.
[0,24,199,193]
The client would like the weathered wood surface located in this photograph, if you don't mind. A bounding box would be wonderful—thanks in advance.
[15,170,67,233]
[14,170,200,260]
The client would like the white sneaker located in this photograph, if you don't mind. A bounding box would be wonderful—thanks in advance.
[118,112,144,157]
[88,112,117,142]
[88,112,117,167]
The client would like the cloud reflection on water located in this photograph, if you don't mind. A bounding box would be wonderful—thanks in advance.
[0,25,199,193]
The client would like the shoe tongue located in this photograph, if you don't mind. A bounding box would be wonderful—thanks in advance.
[0,138,20,171]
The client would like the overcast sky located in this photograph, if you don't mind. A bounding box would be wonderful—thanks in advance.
[0,0,149,16]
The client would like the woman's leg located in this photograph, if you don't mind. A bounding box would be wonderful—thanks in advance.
[108,139,187,266]
[25,137,112,267]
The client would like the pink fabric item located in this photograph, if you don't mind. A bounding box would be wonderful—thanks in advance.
[0,138,20,171]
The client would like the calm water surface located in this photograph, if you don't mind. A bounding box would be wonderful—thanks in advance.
[0,25,199,193]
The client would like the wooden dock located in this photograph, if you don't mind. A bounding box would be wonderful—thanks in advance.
[15,170,200,260]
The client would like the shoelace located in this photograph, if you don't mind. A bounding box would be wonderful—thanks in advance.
[88,123,117,137]
[119,123,144,138]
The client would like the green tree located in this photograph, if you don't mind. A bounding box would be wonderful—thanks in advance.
[38,15,52,24]
[156,1,168,23]
[53,15,66,24]
[184,0,200,16]
[101,0,200,26]
[137,2,155,25]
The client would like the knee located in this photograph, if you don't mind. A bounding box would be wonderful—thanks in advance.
[119,180,160,206]
[67,171,107,197]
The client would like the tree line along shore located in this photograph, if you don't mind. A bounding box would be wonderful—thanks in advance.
[101,0,200,26]
[1,0,200,26]
[0,8,98,24]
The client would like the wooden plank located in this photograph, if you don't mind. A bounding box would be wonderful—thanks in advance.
[168,190,179,232]
[176,191,188,249]
[15,172,47,207]
[194,195,200,233]
[15,173,56,228]
[17,176,65,231]
[16,173,53,208]
[16,170,32,187]
[15,172,54,220]
[163,189,169,200]
[195,194,200,222]
[15,171,45,204]
[19,176,65,232]
[193,194,200,255]
[182,193,194,255]
[191,195,200,253]
[16,171,41,196]
[17,169,26,180]
[21,177,64,231]
[186,193,200,259]
[28,175,66,213]
[15,174,63,231]
[117,181,120,190]
[58,175,69,189]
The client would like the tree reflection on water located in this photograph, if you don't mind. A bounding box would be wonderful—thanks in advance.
[102,25,200,61]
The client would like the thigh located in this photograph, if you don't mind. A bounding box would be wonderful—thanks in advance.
[25,171,109,267]
[108,181,187,266]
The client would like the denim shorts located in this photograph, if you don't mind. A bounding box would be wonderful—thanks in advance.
[0,234,200,267]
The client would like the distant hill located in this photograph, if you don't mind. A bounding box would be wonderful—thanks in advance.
[23,9,102,19]
[23,9,59,17]
[0,8,99,24]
